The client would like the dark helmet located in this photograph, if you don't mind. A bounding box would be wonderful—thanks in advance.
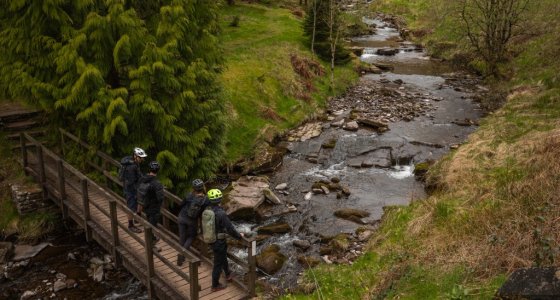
[207,189,222,203]
[148,161,160,173]
[192,179,204,191]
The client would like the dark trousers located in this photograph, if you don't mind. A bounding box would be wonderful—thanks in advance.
[179,220,198,251]
[146,212,160,241]
[211,239,230,287]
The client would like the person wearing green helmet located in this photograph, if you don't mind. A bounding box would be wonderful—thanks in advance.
[205,189,244,292]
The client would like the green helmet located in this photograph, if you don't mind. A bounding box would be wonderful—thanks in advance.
[207,189,223,203]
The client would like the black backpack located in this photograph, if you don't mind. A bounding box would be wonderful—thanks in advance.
[137,181,151,206]
[186,195,205,219]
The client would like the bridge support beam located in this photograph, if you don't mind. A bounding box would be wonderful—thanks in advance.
[144,227,155,299]
[81,179,92,242]
[56,160,68,219]
[109,200,122,268]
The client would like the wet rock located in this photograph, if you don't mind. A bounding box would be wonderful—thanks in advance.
[92,265,104,282]
[257,222,292,234]
[413,161,433,181]
[357,230,374,242]
[0,242,14,263]
[376,48,399,56]
[13,243,50,261]
[321,138,337,149]
[66,278,77,289]
[336,192,342,199]
[297,256,321,268]
[67,252,76,261]
[347,158,363,168]
[293,240,311,251]
[357,118,389,131]
[256,245,286,275]
[304,192,312,200]
[349,46,364,56]
[452,118,476,126]
[275,183,288,190]
[322,256,333,264]
[334,209,369,224]
[393,79,404,85]
[341,187,351,196]
[224,176,269,220]
[497,267,560,299]
[372,62,394,71]
[103,254,112,264]
[53,279,66,292]
[343,121,359,131]
[331,119,344,127]
[263,188,282,205]
[328,183,341,191]
[330,177,340,183]
[240,142,285,174]
[20,290,36,300]
[55,272,67,281]
[358,64,382,74]
[312,188,323,194]
[320,186,330,195]
[89,257,104,265]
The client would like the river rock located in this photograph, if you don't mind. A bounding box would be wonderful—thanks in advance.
[321,138,337,149]
[357,118,389,131]
[372,62,394,71]
[20,291,36,300]
[224,176,269,219]
[53,279,66,292]
[334,209,370,224]
[263,188,282,205]
[66,278,77,289]
[92,265,104,282]
[293,240,311,250]
[297,256,321,268]
[240,142,285,174]
[13,243,50,261]
[376,48,399,56]
[343,121,359,131]
[275,183,288,190]
[322,256,333,264]
[320,186,330,195]
[330,177,340,183]
[341,187,351,196]
[331,119,344,127]
[319,245,333,255]
[329,234,350,253]
[358,230,374,242]
[257,222,292,234]
[0,242,14,263]
[347,158,363,168]
[304,191,312,200]
[256,245,286,275]
[497,267,560,299]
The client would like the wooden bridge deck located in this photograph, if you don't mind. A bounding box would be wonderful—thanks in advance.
[19,132,256,300]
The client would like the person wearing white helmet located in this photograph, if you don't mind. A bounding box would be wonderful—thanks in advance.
[119,147,147,233]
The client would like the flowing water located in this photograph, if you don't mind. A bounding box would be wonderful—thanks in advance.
[246,16,485,290]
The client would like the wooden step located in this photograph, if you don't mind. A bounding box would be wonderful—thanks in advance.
[3,120,40,132]
[6,130,46,141]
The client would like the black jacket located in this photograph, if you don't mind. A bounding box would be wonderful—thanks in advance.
[178,192,210,224]
[210,205,241,240]
[120,156,143,191]
[137,175,164,215]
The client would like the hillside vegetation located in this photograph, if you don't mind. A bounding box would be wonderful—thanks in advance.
[219,2,358,162]
[286,1,560,299]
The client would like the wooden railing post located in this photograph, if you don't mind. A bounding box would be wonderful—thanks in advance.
[189,260,200,300]
[247,239,257,297]
[36,145,46,184]
[144,227,155,299]
[109,200,122,268]
[56,160,68,219]
[81,179,92,242]
[162,200,170,230]
[59,128,66,158]
[20,133,28,171]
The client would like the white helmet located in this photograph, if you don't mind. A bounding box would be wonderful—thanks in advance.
[133,147,147,158]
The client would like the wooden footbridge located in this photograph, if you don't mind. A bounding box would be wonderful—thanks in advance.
[18,130,257,300]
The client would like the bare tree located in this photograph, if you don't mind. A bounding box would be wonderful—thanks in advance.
[460,0,528,77]
[327,0,342,90]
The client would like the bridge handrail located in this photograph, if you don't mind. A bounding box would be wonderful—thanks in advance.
[21,132,205,299]
[57,128,257,297]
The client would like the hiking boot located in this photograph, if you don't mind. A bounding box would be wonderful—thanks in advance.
[211,284,226,292]
[226,273,235,282]
[177,255,185,267]
[129,225,142,233]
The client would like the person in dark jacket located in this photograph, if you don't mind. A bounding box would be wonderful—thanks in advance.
[137,161,164,242]
[120,147,147,233]
[206,189,244,292]
[176,178,210,266]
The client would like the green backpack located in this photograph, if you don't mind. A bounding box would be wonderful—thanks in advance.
[201,207,216,243]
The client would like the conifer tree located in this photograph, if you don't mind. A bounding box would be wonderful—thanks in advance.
[0,0,225,192]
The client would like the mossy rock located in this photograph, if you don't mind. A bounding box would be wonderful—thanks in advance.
[256,244,287,274]
[328,182,342,191]
[334,208,370,224]
[257,222,292,234]
[319,245,333,255]
[321,138,337,149]
[297,255,321,268]
[329,233,350,253]
[330,177,340,183]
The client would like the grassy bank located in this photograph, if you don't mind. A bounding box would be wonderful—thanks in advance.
[285,1,560,299]
[0,133,57,242]
[219,2,358,162]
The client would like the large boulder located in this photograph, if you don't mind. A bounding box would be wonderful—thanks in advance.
[257,222,292,235]
[256,244,286,275]
[376,48,399,56]
[224,176,270,220]
[357,118,389,132]
[240,142,285,174]
[497,267,560,299]
[334,209,370,224]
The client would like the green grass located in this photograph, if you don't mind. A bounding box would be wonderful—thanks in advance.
[219,3,358,162]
